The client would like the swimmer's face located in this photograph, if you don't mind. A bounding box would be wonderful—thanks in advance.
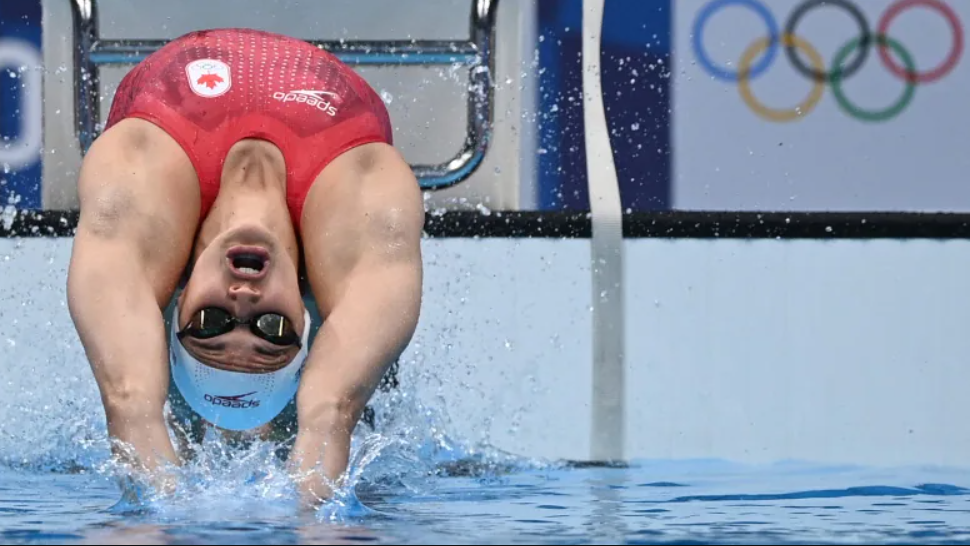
[177,224,305,373]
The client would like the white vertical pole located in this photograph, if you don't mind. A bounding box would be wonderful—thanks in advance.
[582,0,626,462]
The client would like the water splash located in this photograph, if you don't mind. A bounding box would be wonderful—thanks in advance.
[1,345,548,522]
[84,407,541,523]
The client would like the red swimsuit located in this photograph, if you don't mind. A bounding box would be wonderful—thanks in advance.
[106,28,394,227]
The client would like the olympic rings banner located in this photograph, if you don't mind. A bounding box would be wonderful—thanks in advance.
[672,0,970,212]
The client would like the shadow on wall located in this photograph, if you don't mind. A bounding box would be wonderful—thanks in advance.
[537,0,671,212]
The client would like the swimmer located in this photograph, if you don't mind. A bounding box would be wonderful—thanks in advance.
[65,28,423,503]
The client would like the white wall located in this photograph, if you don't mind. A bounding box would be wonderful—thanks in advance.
[2,237,969,467]
[624,239,970,466]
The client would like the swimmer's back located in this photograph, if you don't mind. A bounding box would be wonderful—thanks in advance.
[107,28,394,225]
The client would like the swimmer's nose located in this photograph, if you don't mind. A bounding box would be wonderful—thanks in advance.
[228,283,261,305]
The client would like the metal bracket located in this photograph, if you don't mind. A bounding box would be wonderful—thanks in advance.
[70,0,498,190]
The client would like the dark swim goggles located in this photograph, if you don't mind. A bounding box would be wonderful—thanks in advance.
[176,307,302,347]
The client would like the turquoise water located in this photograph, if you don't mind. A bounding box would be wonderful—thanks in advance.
[3,446,970,544]
[2,334,969,545]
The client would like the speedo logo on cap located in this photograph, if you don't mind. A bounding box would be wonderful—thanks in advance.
[273,90,338,116]
[205,392,261,409]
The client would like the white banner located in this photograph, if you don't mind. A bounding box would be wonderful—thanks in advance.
[672,0,970,211]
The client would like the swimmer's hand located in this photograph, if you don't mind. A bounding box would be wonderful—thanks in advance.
[289,419,352,506]
[114,453,181,507]
[289,144,423,504]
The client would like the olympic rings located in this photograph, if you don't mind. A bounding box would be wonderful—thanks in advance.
[739,34,825,122]
[692,0,780,82]
[877,0,963,83]
[784,0,871,83]
[831,35,917,122]
[690,0,964,122]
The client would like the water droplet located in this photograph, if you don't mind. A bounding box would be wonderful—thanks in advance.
[631,122,640,131]
[380,90,393,104]
[1,205,16,230]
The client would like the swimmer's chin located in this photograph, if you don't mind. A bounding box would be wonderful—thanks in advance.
[220,223,278,249]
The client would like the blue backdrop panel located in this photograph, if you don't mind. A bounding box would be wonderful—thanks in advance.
[0,0,43,210]
[537,0,672,212]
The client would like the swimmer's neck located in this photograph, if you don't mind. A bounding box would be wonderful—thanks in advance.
[193,140,299,263]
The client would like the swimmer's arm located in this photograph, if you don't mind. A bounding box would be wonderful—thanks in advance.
[66,124,199,489]
[293,144,423,503]
[68,233,179,476]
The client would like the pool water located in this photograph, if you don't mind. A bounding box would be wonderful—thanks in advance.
[2,341,969,545]
[3,441,970,545]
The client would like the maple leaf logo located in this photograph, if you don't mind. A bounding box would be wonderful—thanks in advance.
[196,73,224,90]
